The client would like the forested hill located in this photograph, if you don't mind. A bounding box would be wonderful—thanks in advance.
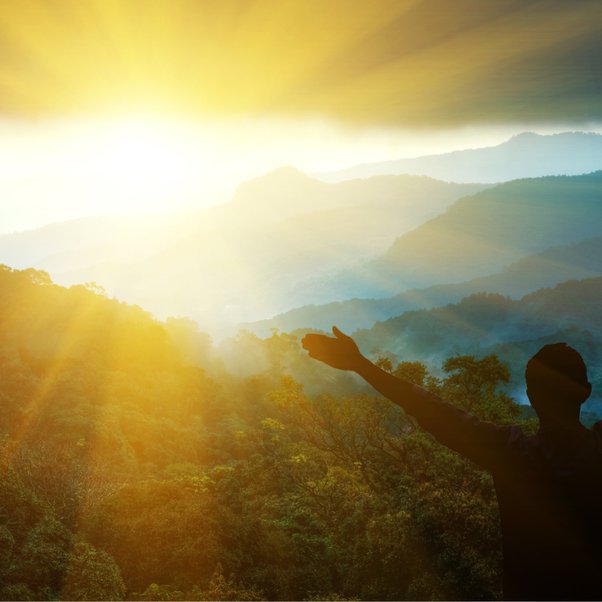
[300,171,602,304]
[376,173,602,289]
[248,235,602,335]
[0,264,529,600]
[353,277,602,406]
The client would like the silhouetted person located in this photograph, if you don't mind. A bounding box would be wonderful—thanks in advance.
[302,328,602,601]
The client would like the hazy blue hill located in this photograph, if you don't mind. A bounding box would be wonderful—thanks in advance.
[106,174,484,330]
[214,167,489,228]
[316,132,602,183]
[0,215,135,273]
[298,172,602,304]
[0,168,329,275]
[371,172,602,290]
[0,167,485,272]
[247,235,602,335]
[351,277,602,408]
[21,172,486,334]
[0,212,205,276]
[262,277,602,415]
[3,166,601,338]
[218,166,334,226]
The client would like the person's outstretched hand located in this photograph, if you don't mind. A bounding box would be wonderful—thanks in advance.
[302,326,365,371]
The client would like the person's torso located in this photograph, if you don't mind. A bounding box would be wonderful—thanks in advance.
[492,423,602,600]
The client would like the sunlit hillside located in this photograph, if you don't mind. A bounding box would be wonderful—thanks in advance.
[2,1,602,600]
[0,264,520,600]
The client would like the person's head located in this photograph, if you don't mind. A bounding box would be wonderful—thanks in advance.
[525,343,591,423]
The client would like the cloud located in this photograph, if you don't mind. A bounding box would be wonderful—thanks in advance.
[0,0,600,126]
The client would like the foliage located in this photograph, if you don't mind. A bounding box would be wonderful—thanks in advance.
[0,265,584,600]
[60,541,126,601]
[354,279,602,408]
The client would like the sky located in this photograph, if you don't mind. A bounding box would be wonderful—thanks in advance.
[1,0,601,233]
[2,0,601,125]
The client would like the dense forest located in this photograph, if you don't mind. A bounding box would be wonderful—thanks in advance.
[0,265,593,600]
[353,279,602,407]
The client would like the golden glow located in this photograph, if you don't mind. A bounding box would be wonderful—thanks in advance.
[0,1,600,125]
[84,118,203,183]
[60,116,215,213]
[3,293,102,464]
[0,0,412,117]
[4,112,593,235]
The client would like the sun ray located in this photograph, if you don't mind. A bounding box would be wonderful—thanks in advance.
[0,1,599,124]
[1,287,105,465]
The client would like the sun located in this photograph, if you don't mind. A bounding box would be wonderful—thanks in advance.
[95,118,186,175]
[68,115,214,212]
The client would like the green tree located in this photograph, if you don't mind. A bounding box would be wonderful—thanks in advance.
[61,541,126,601]
[191,563,265,601]
[441,355,519,422]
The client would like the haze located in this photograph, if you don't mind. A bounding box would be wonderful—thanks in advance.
[3,115,600,235]
[2,1,601,233]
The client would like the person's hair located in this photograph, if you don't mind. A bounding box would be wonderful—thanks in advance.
[525,343,590,411]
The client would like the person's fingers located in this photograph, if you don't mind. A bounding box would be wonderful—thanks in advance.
[332,326,348,339]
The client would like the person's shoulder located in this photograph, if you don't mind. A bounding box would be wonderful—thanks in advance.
[590,421,602,450]
[575,421,602,465]
[583,422,602,479]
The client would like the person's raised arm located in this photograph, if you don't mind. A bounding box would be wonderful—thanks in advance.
[303,326,433,412]
[302,326,513,468]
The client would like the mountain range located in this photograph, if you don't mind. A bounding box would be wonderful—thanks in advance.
[347,277,602,409]
[1,131,601,340]
[282,171,602,310]
[354,278,602,361]
[247,235,602,335]
[0,170,487,334]
[315,131,602,183]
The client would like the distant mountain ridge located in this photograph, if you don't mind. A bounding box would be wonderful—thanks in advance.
[292,172,602,307]
[0,170,487,335]
[2,133,601,337]
[355,277,602,361]
[352,277,602,408]
[246,235,602,336]
[0,212,205,275]
[315,132,602,183]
